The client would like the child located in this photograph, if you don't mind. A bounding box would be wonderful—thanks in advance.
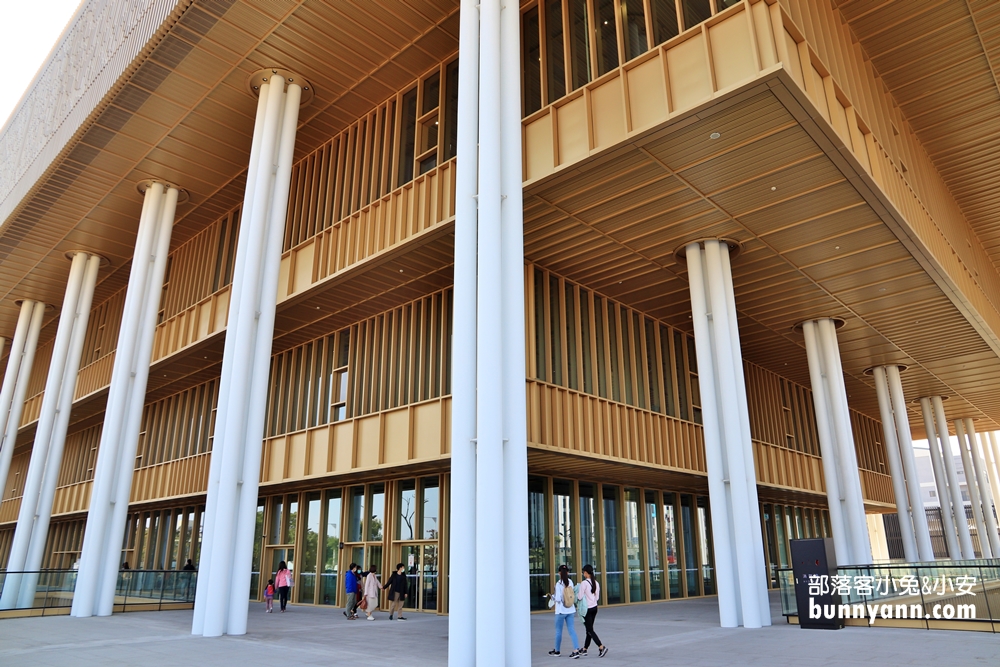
[264,579,275,613]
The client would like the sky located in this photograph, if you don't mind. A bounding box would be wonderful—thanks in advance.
[0,0,83,131]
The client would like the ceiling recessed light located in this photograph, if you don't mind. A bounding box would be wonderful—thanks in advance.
[835,246,840,250]
[879,288,886,292]
[399,269,404,273]
[770,186,776,191]
[709,132,721,140]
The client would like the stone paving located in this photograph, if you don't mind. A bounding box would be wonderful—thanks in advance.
[0,593,997,666]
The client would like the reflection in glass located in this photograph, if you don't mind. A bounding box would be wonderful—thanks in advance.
[298,492,321,603]
[697,496,714,595]
[579,483,600,577]
[645,491,664,600]
[528,476,550,610]
[285,497,298,544]
[553,479,574,575]
[569,0,591,90]
[369,484,385,541]
[269,497,282,545]
[348,487,365,542]
[545,0,566,103]
[398,480,417,540]
[603,485,623,603]
[422,544,439,610]
[321,490,341,605]
[681,494,698,595]
[625,488,645,601]
[651,0,680,45]
[623,0,648,60]
[422,477,440,539]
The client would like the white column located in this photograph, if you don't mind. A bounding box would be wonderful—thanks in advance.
[886,365,934,561]
[954,419,991,558]
[871,366,917,562]
[987,432,1000,522]
[919,397,960,560]
[1,252,101,609]
[800,318,871,565]
[685,239,769,629]
[72,181,179,618]
[447,0,478,664]
[0,300,45,503]
[192,69,304,637]
[933,398,974,558]
[964,418,1000,557]
[802,321,850,566]
[499,0,532,661]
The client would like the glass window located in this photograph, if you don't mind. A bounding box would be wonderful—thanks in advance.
[422,72,440,114]
[442,60,459,160]
[651,0,679,45]
[569,0,591,90]
[553,479,574,575]
[528,476,550,610]
[398,479,417,540]
[607,302,621,402]
[603,485,623,603]
[397,88,417,185]
[580,290,593,394]
[595,296,607,398]
[534,268,547,381]
[422,544,439,610]
[687,337,701,424]
[645,491,664,600]
[663,493,680,597]
[625,488,645,601]
[523,7,542,116]
[682,0,712,31]
[680,494,698,595]
[348,486,365,542]
[595,0,619,75]
[697,496,714,595]
[269,497,283,545]
[623,0,649,60]
[763,504,778,588]
[285,496,298,545]
[565,283,578,390]
[369,484,385,541]
[549,276,563,386]
[545,0,566,103]
[674,331,688,420]
[620,307,633,405]
[579,482,599,577]
[299,492,321,603]
[250,502,264,599]
[775,504,789,568]
[321,490,341,605]
[422,477,440,539]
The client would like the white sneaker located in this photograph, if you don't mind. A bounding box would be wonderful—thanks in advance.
[367,616,375,621]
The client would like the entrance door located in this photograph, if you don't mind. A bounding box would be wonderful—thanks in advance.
[397,544,438,611]
[263,547,295,598]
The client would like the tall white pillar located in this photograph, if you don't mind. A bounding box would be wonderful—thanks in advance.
[871,366,918,561]
[447,1,531,662]
[954,419,991,558]
[800,318,872,565]
[0,252,101,609]
[919,397,960,560]
[987,432,1000,521]
[0,300,45,503]
[686,239,770,629]
[192,68,305,638]
[963,418,1000,557]
[447,0,478,664]
[933,397,975,558]
[499,0,532,662]
[72,181,180,617]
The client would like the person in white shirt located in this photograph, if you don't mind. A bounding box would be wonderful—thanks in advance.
[548,564,581,658]
[580,564,608,657]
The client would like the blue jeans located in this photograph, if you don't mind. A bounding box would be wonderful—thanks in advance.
[554,612,580,652]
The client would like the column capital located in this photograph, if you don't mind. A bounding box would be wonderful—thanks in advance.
[136,179,189,203]
[862,363,907,375]
[673,237,742,263]
[792,316,845,333]
[245,68,314,106]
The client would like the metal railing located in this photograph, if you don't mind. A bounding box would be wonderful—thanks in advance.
[778,559,1000,631]
[0,569,197,617]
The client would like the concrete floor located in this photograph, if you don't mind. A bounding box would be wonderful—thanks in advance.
[0,593,997,666]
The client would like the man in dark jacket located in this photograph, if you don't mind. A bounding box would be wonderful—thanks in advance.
[384,563,409,620]
[343,563,360,619]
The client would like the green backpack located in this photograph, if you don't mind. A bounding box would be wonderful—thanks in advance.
[574,584,588,620]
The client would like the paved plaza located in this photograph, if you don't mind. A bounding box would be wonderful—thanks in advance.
[0,593,997,666]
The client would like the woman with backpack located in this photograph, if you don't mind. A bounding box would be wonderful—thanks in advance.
[580,564,608,657]
[548,564,581,658]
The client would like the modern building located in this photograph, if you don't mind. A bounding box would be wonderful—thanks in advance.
[1,0,1000,659]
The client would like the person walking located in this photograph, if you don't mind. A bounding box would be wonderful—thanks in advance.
[344,562,360,619]
[384,563,408,621]
[362,564,381,621]
[264,579,275,613]
[580,564,608,657]
[182,558,196,571]
[275,561,293,612]
[548,564,581,658]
